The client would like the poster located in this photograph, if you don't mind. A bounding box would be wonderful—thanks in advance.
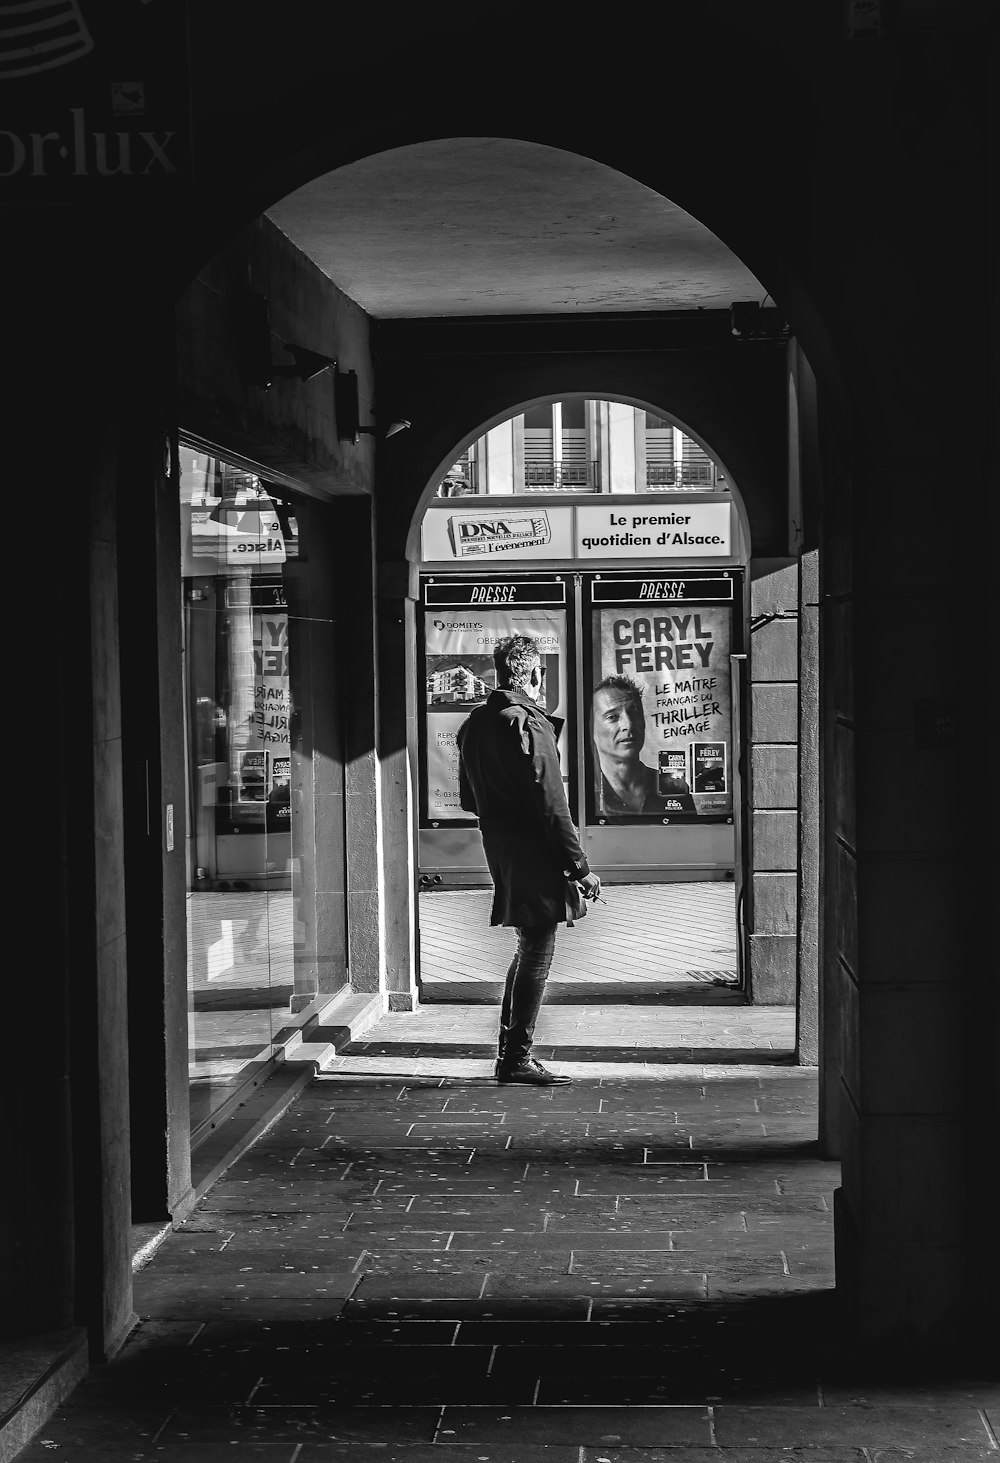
[250,610,290,754]
[423,606,568,821]
[267,754,292,831]
[590,603,732,820]
[217,609,292,834]
[238,750,267,802]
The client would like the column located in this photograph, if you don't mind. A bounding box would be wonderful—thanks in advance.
[284,496,349,1008]
[377,560,420,1011]
[482,418,516,493]
[338,498,387,999]
[747,560,799,1004]
[607,400,637,493]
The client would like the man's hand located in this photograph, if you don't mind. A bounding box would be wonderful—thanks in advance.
[578,872,602,901]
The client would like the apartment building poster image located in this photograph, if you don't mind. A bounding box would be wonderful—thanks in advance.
[589,604,732,820]
[234,610,291,804]
[424,609,567,820]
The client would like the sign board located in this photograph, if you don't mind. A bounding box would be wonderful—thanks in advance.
[421,506,573,562]
[188,496,287,568]
[421,501,732,563]
[591,576,735,604]
[424,579,566,607]
[575,502,731,559]
[0,0,191,199]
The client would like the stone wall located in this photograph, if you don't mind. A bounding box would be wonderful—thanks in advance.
[747,559,799,1004]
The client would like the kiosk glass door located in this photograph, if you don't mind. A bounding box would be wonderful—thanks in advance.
[580,572,739,882]
[419,577,571,881]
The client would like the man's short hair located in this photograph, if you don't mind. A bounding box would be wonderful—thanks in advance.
[593,674,644,712]
[494,634,541,691]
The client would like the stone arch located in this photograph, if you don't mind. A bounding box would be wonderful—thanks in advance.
[376,342,792,569]
[169,90,847,1290]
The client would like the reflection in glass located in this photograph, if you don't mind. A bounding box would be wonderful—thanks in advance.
[180,446,305,1136]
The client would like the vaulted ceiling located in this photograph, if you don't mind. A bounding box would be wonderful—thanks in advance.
[267,137,765,320]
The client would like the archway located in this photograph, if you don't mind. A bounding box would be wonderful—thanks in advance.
[168,132,838,1190]
[209,130,837,1091]
[408,390,761,1024]
[165,129,839,1329]
[8,7,991,1399]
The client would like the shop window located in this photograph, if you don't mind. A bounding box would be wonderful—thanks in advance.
[179,445,344,1139]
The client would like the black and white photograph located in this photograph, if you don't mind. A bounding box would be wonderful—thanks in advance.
[5,2,996,1459]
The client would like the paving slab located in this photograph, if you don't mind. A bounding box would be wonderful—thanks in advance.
[868,1450,1000,1462]
[15,1445,295,1463]
[483,1273,711,1299]
[712,1403,993,1449]
[296,1447,581,1463]
[580,1451,867,1463]
[157,1407,442,1444]
[437,1404,711,1446]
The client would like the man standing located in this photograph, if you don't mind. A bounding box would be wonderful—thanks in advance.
[457,634,601,1086]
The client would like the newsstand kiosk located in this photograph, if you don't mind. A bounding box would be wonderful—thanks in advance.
[417,492,748,888]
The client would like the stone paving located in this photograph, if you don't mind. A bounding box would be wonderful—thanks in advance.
[15,1003,998,1462]
[321,1001,796,1079]
[419,883,740,990]
[184,881,740,1123]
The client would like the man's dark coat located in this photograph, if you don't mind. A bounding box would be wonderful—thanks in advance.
[457,688,590,928]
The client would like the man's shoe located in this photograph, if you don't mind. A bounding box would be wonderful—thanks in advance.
[496,1057,571,1086]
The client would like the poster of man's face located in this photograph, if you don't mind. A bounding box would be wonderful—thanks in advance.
[592,680,646,764]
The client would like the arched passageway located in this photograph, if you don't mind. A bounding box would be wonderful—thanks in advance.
[143,134,837,1330]
[7,18,996,1449]
[158,101,996,1354]
[164,142,829,1344]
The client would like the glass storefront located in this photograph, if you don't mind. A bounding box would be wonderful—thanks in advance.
[179,444,344,1138]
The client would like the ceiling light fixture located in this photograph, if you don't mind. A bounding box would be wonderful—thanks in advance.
[232,291,339,388]
[355,417,412,439]
[270,343,338,383]
[730,301,789,342]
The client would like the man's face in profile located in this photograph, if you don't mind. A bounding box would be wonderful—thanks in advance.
[593,687,645,762]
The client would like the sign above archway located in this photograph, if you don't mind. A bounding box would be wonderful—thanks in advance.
[421,500,732,564]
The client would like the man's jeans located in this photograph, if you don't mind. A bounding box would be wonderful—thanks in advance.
[499,922,558,1068]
